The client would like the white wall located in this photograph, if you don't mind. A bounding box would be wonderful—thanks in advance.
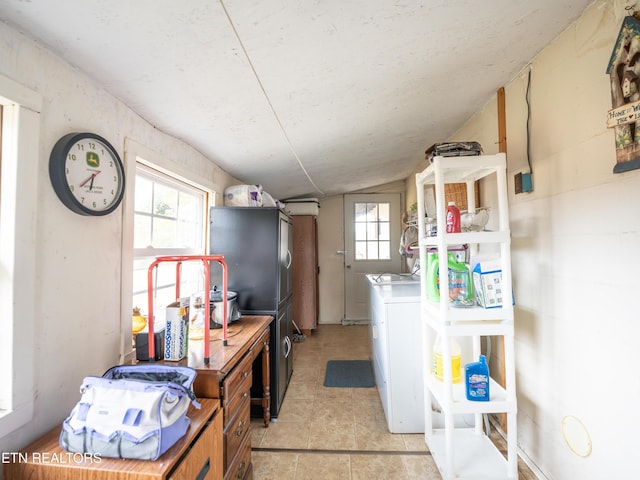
[0,22,238,473]
[410,1,639,478]
[317,195,345,324]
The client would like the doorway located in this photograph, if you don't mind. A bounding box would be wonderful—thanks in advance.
[343,193,402,322]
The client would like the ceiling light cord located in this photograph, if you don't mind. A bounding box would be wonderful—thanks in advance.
[219,0,325,196]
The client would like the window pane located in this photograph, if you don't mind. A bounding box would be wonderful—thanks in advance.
[355,241,367,260]
[355,203,367,222]
[134,214,152,248]
[135,176,153,213]
[378,203,390,222]
[154,183,177,217]
[178,191,198,221]
[366,203,378,222]
[379,222,390,240]
[355,223,367,241]
[152,217,177,248]
[367,241,379,259]
[379,241,391,259]
[367,222,378,241]
[176,219,200,248]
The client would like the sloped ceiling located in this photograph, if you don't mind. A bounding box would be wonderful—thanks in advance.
[0,0,593,200]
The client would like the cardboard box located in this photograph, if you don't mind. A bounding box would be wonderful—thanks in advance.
[164,298,189,361]
[472,260,512,309]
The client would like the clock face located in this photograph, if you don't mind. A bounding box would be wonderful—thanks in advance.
[49,133,125,216]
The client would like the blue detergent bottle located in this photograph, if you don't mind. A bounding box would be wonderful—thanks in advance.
[465,355,490,401]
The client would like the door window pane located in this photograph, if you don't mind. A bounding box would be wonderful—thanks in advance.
[353,202,391,260]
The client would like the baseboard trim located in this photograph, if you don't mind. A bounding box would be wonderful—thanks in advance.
[341,318,370,325]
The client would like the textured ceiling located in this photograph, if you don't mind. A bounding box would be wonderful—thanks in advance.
[0,0,593,200]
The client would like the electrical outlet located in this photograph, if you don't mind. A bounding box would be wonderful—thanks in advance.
[514,172,523,194]
[522,173,533,192]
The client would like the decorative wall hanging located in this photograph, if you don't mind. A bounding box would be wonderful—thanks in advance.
[606,8,640,173]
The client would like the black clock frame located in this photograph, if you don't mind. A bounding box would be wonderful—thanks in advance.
[49,132,125,216]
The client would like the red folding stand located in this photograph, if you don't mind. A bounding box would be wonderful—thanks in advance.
[145,255,229,364]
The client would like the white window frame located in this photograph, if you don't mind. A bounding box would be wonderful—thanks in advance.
[0,74,41,437]
[132,164,208,318]
[119,139,214,363]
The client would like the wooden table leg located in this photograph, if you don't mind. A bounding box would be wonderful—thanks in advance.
[261,336,271,427]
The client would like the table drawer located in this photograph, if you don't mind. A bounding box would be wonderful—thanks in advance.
[169,405,223,480]
[224,432,251,480]
[223,352,253,407]
[224,395,250,469]
[224,373,251,426]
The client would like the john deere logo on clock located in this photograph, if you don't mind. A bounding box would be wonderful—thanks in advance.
[86,152,100,168]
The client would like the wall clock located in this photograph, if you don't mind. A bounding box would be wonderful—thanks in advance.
[49,132,125,216]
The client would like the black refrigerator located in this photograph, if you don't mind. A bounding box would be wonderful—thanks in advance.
[209,206,294,418]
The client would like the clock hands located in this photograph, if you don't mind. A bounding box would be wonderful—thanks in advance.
[79,171,102,191]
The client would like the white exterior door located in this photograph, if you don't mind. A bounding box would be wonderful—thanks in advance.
[343,193,402,322]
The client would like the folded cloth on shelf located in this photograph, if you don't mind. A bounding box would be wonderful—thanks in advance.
[425,142,483,162]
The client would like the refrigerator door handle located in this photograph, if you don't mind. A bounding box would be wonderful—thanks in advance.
[284,335,292,358]
[286,249,292,269]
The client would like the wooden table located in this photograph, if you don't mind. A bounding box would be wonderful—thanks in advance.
[4,399,222,480]
[4,316,272,480]
[184,315,272,427]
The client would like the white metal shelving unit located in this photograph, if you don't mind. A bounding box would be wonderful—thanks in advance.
[416,153,517,480]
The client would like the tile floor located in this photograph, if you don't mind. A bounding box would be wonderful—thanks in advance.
[250,324,536,480]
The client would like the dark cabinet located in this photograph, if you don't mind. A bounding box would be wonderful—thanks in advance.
[209,206,293,418]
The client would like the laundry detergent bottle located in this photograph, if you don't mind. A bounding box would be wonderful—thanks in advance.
[433,335,462,383]
[426,252,472,302]
[425,250,440,301]
[465,355,490,401]
[446,201,461,233]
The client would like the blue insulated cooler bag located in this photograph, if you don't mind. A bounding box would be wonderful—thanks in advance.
[60,365,200,460]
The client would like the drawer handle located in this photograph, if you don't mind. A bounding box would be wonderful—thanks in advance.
[195,458,210,480]
[243,370,249,379]
[236,460,246,479]
[235,419,246,437]
[242,391,248,399]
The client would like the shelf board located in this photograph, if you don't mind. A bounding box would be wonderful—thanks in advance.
[421,302,513,326]
[420,230,510,246]
[426,374,516,415]
[426,428,518,480]
[416,154,507,186]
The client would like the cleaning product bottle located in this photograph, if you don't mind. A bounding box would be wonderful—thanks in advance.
[448,262,471,302]
[446,201,461,233]
[465,355,490,401]
[426,250,440,301]
[427,252,473,302]
[433,335,462,383]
